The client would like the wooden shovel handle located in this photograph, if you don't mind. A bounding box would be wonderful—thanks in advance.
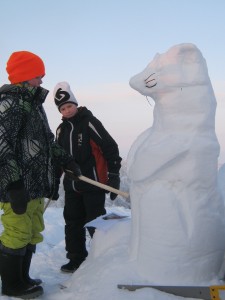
[79,175,129,199]
[44,171,130,213]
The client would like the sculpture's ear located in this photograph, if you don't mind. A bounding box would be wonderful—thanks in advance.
[162,43,210,86]
[173,43,203,64]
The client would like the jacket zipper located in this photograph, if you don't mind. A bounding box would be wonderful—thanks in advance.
[68,121,77,192]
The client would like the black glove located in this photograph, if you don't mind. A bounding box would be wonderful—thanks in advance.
[64,160,82,181]
[107,173,120,200]
[7,181,28,214]
[51,178,60,200]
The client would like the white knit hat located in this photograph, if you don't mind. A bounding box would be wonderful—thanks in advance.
[53,81,78,110]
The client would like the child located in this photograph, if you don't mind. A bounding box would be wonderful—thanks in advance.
[0,52,81,299]
[54,82,122,273]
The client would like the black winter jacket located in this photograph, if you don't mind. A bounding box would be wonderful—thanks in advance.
[0,84,73,202]
[56,106,122,192]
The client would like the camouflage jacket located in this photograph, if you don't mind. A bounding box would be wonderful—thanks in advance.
[0,84,71,202]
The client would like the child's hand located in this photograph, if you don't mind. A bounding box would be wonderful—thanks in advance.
[107,173,120,200]
[64,160,81,181]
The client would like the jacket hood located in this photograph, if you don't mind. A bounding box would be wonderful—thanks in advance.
[0,84,49,104]
[0,84,16,94]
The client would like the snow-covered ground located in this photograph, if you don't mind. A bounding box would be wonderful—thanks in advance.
[1,191,225,300]
[0,160,225,300]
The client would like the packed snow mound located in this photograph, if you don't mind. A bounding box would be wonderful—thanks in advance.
[127,43,225,284]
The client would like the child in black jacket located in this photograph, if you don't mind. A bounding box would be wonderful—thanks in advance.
[54,82,122,272]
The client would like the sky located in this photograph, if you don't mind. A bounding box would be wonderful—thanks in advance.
[1,0,225,162]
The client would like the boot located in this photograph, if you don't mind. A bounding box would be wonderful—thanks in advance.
[0,250,43,299]
[60,259,81,273]
[61,251,88,273]
[23,248,42,287]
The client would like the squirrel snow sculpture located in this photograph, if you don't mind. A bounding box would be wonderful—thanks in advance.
[127,43,225,284]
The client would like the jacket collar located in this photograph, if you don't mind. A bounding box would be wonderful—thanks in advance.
[0,84,49,104]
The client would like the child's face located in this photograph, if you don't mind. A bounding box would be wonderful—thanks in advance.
[27,76,44,87]
[59,103,78,119]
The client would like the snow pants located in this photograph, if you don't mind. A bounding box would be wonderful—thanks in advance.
[64,190,106,262]
[0,198,45,254]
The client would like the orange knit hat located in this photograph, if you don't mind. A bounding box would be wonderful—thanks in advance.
[6,51,45,83]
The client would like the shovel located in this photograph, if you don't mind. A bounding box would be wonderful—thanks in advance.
[78,175,129,198]
[66,169,129,198]
[44,170,130,212]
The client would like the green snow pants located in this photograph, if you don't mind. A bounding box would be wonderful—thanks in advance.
[0,198,45,250]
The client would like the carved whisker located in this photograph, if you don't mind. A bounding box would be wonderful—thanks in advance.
[145,82,157,88]
[145,96,152,106]
[144,72,156,82]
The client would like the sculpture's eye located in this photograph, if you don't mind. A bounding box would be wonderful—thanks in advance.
[145,73,157,88]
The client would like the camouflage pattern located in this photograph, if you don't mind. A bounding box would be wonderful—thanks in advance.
[0,84,71,202]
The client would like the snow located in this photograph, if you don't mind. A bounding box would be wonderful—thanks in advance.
[1,43,225,300]
[126,43,225,284]
[1,201,225,300]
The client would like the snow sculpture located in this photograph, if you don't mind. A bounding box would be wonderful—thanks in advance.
[127,43,225,284]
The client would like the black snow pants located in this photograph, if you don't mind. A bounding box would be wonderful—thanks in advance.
[63,190,106,263]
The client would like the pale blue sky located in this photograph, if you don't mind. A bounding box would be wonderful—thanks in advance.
[1,0,225,162]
